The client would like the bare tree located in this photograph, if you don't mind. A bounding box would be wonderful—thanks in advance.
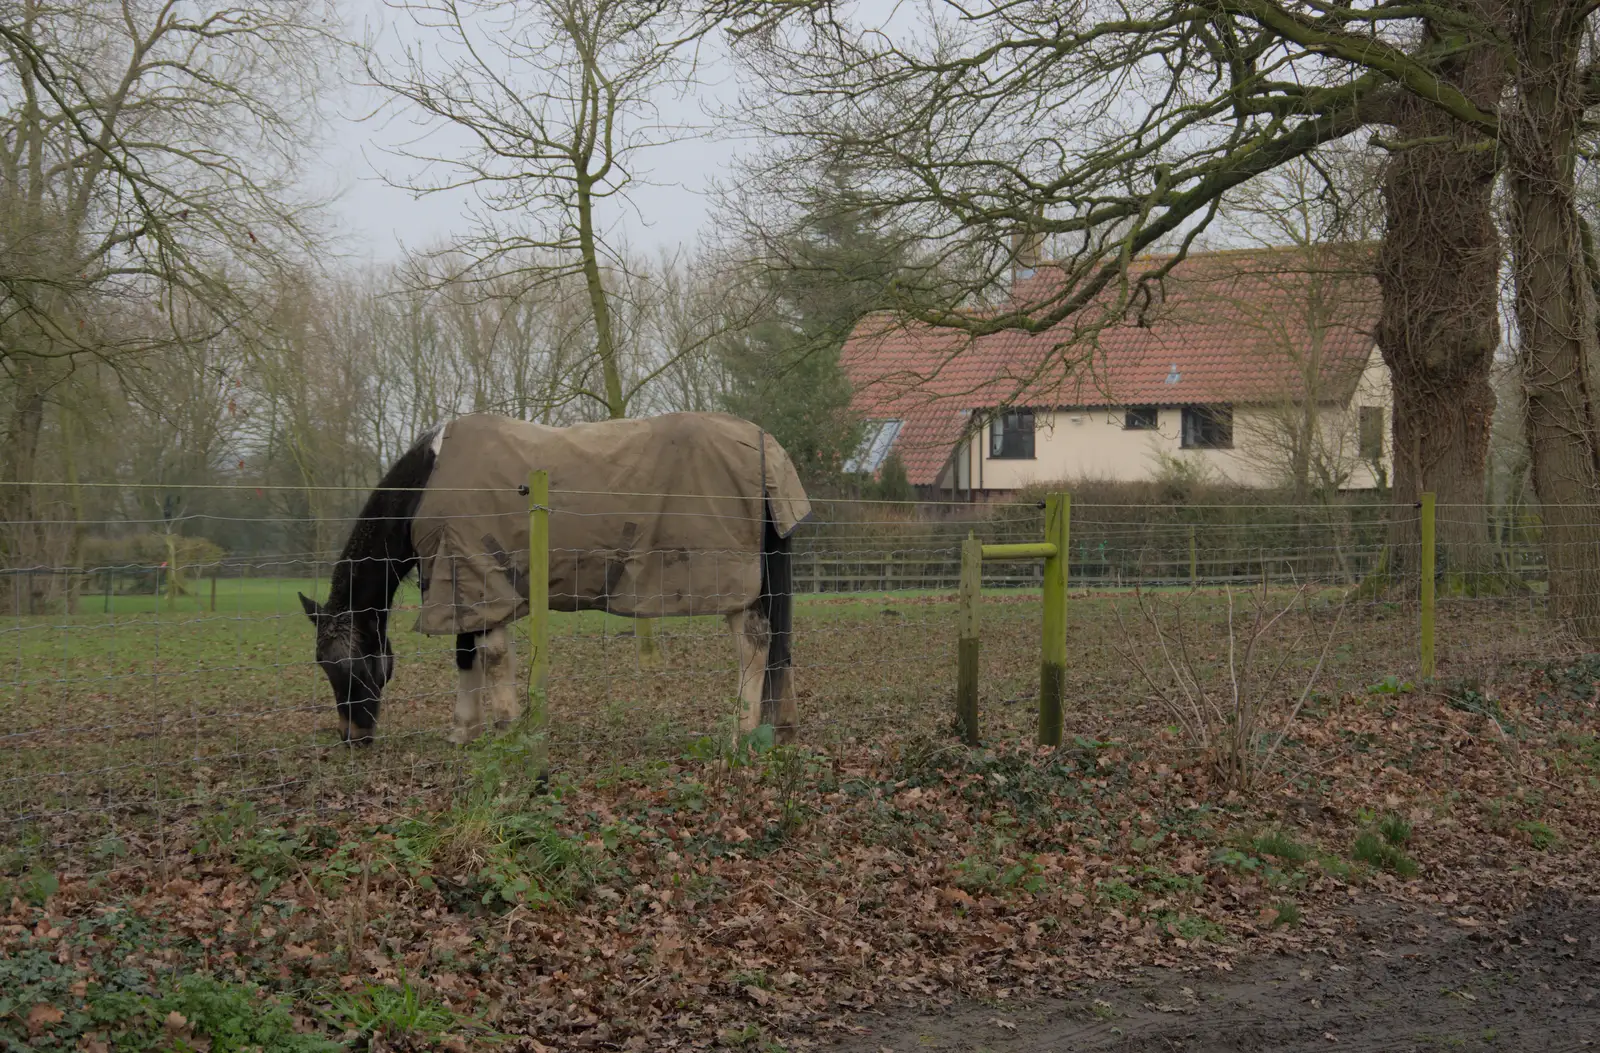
[0,0,339,583]
[716,0,1600,640]
[1217,154,1387,504]
[362,0,711,419]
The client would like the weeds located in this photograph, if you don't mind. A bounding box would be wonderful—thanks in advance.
[1151,910,1225,943]
[0,866,58,907]
[762,746,828,840]
[1269,900,1303,927]
[322,973,464,1047]
[1367,675,1415,696]
[1516,819,1560,851]
[58,974,337,1052]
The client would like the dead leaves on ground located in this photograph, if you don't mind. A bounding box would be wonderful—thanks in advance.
[5,666,1600,1051]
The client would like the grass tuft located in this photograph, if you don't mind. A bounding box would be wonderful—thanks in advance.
[1353,829,1418,878]
[1378,813,1413,847]
[1252,829,1311,863]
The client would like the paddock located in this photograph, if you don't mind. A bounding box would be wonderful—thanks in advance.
[2,500,1596,1052]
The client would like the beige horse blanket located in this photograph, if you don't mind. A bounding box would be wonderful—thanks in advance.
[411,412,811,635]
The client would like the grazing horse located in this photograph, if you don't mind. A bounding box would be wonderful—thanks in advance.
[299,412,811,748]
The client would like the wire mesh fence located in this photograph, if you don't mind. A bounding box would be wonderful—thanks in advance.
[0,485,1571,882]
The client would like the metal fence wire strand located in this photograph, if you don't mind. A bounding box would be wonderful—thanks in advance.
[0,490,1566,879]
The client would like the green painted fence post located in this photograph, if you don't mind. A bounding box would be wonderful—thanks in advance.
[1420,491,1436,680]
[528,470,551,767]
[957,533,982,746]
[1038,493,1069,747]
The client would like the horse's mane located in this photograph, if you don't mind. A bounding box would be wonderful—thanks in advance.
[322,428,440,618]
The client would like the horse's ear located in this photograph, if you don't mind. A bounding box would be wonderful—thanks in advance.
[298,592,321,622]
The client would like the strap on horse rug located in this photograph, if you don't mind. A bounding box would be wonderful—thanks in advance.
[411,412,812,635]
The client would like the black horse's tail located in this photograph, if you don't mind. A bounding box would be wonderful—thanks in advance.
[759,500,794,706]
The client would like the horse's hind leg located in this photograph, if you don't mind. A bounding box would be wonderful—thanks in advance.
[478,625,520,729]
[449,632,486,744]
[727,607,770,740]
[771,671,798,746]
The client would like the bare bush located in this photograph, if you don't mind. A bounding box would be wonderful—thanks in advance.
[1114,583,1346,792]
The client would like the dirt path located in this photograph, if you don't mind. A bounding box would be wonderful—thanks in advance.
[829,890,1600,1053]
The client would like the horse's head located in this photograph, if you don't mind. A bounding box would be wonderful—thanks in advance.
[299,593,394,744]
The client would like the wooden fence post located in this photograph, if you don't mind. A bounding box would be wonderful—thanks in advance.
[957,533,982,746]
[1420,491,1436,680]
[1038,493,1069,747]
[1189,524,1197,588]
[527,470,551,768]
[210,567,219,613]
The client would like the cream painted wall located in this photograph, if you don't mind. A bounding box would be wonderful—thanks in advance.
[955,345,1393,492]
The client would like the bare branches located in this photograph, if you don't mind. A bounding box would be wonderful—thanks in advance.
[716,0,1415,431]
[1113,580,1347,791]
[0,0,338,391]
[363,0,705,417]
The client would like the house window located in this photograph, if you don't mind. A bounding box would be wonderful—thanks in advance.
[1124,405,1159,430]
[1359,406,1384,461]
[989,409,1035,459]
[1180,406,1233,449]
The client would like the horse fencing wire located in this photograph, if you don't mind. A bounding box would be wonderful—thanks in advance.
[0,482,1568,881]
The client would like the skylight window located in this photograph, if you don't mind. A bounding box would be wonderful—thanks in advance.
[844,419,903,474]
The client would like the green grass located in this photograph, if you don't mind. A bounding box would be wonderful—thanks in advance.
[0,576,1557,872]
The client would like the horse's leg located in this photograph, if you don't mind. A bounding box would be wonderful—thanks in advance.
[772,672,799,746]
[449,631,486,744]
[727,606,769,740]
[478,625,520,729]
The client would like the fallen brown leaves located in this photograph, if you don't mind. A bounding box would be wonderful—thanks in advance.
[5,651,1600,1051]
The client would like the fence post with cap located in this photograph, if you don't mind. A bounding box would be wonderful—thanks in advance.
[1038,492,1069,747]
[956,533,982,746]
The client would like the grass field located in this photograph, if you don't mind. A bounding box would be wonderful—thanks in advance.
[2,578,1596,1050]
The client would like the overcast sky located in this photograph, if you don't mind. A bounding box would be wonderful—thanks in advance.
[306,0,752,264]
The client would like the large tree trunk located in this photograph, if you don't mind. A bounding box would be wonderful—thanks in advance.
[1505,0,1600,642]
[1375,4,1505,589]
[2,371,47,554]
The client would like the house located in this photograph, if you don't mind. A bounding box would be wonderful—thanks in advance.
[841,245,1392,499]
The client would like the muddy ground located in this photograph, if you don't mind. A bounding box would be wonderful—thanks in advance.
[833,889,1600,1053]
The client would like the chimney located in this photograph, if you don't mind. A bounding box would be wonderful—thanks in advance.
[1011,211,1046,289]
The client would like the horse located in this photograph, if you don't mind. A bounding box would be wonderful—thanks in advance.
[297,412,811,749]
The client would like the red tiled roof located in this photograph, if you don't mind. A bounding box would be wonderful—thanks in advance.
[842,245,1382,484]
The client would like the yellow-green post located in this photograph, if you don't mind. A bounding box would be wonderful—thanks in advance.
[1038,493,1069,747]
[1420,490,1436,680]
[528,470,551,765]
[957,533,982,746]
